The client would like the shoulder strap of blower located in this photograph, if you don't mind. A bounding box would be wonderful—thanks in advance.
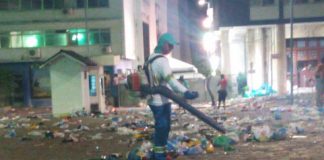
[143,55,165,86]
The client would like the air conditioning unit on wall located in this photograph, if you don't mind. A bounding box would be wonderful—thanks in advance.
[102,45,112,54]
[28,49,41,59]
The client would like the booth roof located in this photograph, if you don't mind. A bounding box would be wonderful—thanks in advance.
[40,50,97,68]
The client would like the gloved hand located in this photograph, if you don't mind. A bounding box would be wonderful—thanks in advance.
[184,91,199,99]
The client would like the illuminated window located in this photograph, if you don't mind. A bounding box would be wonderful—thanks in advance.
[22,31,44,48]
[1,28,110,48]
[45,30,68,46]
[68,29,87,46]
[89,75,97,96]
[10,32,22,48]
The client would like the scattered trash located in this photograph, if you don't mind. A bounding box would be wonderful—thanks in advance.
[91,133,103,140]
[213,135,235,151]
[28,131,43,137]
[0,91,323,159]
[252,125,272,142]
[291,135,307,139]
[44,130,54,139]
[271,127,287,141]
[5,129,16,138]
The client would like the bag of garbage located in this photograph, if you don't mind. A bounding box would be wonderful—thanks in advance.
[252,125,272,142]
[212,135,235,151]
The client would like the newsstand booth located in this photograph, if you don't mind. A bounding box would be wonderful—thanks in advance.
[41,50,105,117]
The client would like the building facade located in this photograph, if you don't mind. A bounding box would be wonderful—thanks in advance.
[213,0,324,94]
[0,0,160,107]
[0,0,201,108]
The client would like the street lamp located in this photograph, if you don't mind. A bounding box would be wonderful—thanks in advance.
[198,0,207,6]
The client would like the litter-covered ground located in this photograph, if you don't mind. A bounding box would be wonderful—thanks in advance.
[0,92,324,160]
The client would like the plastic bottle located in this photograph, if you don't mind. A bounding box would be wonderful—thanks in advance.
[206,143,215,153]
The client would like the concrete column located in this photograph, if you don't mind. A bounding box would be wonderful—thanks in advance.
[263,28,270,84]
[254,28,265,89]
[220,30,231,75]
[246,28,268,90]
[273,24,287,94]
[246,29,254,90]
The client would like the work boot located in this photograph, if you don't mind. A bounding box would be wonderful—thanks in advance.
[153,146,166,160]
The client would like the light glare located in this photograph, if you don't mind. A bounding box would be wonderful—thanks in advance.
[202,17,213,29]
[209,54,219,74]
[198,0,206,6]
[25,36,38,47]
[202,32,216,52]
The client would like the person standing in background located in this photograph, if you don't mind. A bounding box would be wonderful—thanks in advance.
[315,57,324,107]
[111,74,120,113]
[217,74,228,110]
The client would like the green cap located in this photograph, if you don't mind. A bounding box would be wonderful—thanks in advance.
[158,33,178,46]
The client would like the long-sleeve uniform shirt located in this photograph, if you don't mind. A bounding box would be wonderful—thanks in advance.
[147,53,188,106]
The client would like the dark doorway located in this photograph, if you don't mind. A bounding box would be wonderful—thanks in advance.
[143,22,150,59]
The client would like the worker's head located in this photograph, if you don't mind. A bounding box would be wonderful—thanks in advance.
[220,74,225,79]
[154,33,178,55]
[179,75,184,81]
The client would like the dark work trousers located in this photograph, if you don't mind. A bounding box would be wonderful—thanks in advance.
[149,103,171,160]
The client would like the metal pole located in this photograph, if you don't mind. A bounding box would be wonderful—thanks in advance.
[289,0,294,104]
[84,0,90,55]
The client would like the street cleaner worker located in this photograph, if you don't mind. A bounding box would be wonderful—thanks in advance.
[145,33,199,160]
